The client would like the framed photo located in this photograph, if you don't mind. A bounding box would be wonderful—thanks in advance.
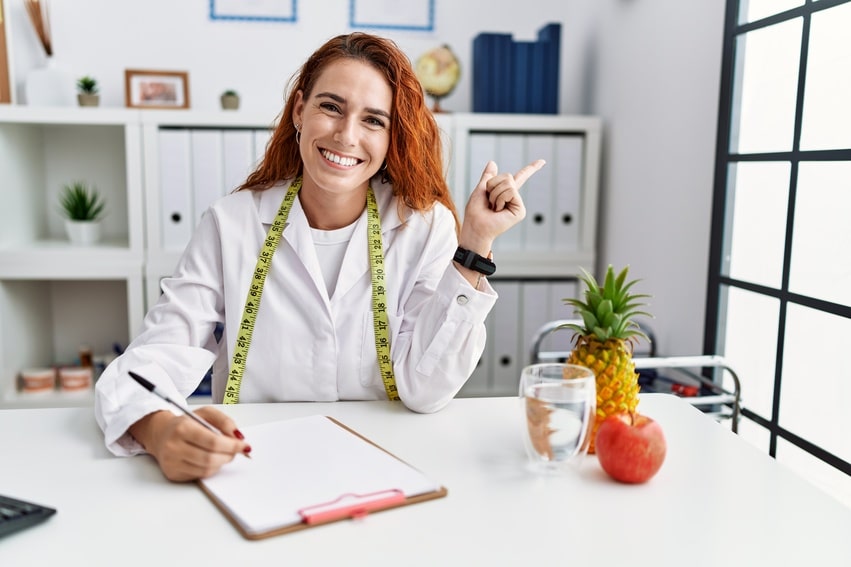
[210,0,297,23]
[125,69,190,109]
[349,0,434,32]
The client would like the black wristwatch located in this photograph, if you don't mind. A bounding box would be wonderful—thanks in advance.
[453,246,496,276]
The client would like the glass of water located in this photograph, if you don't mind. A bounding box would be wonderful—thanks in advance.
[520,363,597,472]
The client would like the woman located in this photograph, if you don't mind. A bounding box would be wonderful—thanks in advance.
[95,33,544,481]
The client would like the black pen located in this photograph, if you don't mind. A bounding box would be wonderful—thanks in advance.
[128,370,250,457]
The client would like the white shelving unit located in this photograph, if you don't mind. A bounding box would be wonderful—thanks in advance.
[0,106,145,408]
[0,108,600,407]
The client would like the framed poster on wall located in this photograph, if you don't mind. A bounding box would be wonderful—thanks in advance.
[0,0,11,103]
[350,0,434,31]
[210,0,297,23]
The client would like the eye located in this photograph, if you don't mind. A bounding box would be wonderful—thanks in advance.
[319,102,341,114]
[365,116,386,129]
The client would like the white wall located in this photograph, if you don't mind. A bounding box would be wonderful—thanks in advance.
[590,1,725,356]
[5,0,725,357]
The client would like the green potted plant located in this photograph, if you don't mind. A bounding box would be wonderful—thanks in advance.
[76,75,100,107]
[220,89,240,110]
[59,181,106,245]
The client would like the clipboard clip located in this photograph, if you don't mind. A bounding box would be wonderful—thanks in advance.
[298,489,405,525]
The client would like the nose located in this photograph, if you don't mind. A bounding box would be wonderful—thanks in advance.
[334,116,358,147]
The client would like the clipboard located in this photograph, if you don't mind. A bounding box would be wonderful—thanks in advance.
[198,415,448,540]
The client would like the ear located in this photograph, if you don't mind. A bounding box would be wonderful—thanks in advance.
[292,90,305,127]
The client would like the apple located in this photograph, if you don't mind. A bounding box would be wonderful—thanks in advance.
[595,412,667,484]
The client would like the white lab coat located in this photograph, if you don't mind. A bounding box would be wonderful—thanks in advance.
[95,177,496,455]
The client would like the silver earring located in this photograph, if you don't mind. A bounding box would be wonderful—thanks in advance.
[295,123,301,144]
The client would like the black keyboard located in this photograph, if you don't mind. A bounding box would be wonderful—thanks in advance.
[0,494,56,537]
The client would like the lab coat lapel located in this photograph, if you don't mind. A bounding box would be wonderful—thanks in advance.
[332,180,407,301]
[257,183,328,302]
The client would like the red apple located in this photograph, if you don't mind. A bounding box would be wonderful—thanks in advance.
[595,412,667,484]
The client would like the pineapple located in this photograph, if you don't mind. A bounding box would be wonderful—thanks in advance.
[563,265,651,453]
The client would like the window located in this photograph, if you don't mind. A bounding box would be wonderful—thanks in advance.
[708,0,851,506]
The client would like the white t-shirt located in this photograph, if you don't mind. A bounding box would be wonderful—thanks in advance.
[311,220,358,298]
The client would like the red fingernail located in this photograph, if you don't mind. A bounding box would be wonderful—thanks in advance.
[233,429,245,440]
[243,445,252,454]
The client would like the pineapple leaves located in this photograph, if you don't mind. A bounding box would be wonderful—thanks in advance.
[562,264,653,341]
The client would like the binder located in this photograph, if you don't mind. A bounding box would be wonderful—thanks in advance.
[158,129,193,251]
[489,281,521,396]
[466,132,497,223]
[553,135,584,251]
[493,134,525,252]
[511,41,532,113]
[472,33,494,112]
[222,129,256,193]
[198,415,447,540]
[537,23,561,114]
[521,281,551,367]
[253,128,272,165]
[190,129,224,227]
[459,308,494,397]
[523,134,556,251]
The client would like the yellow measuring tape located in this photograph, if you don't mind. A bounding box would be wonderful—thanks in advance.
[223,178,399,404]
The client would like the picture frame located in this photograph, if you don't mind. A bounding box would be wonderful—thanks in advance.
[124,69,190,109]
[349,0,434,32]
[210,0,297,23]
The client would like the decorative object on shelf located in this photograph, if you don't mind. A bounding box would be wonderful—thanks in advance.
[19,368,56,393]
[472,22,561,114]
[58,181,106,245]
[220,89,240,110]
[58,366,92,392]
[76,75,99,107]
[415,44,460,113]
[23,0,75,106]
[0,0,12,103]
[125,69,190,109]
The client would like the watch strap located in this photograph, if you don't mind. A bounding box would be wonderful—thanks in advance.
[454,247,496,276]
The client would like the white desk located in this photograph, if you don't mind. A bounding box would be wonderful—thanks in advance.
[2,394,850,566]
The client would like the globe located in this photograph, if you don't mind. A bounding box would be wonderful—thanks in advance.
[415,45,461,113]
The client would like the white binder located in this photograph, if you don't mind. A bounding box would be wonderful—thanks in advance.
[521,281,551,368]
[158,129,193,251]
[190,129,225,227]
[466,133,496,222]
[223,130,256,193]
[253,128,273,167]
[554,135,583,251]
[492,134,524,252]
[459,309,494,397]
[523,134,556,250]
[489,281,521,396]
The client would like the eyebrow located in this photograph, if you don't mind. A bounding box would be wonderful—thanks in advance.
[315,92,391,120]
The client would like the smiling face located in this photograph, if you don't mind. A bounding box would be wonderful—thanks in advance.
[292,58,393,202]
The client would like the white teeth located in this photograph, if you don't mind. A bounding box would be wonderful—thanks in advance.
[321,149,358,167]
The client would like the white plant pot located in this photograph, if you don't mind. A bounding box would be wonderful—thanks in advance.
[64,220,102,245]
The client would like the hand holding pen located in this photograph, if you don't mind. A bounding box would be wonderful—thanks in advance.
[128,371,252,482]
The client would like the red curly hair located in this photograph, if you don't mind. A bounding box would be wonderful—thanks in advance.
[238,33,459,231]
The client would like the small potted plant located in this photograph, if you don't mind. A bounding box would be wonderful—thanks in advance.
[59,181,106,245]
[220,89,240,110]
[76,76,100,107]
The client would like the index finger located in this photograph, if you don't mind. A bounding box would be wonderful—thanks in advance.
[513,159,546,187]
